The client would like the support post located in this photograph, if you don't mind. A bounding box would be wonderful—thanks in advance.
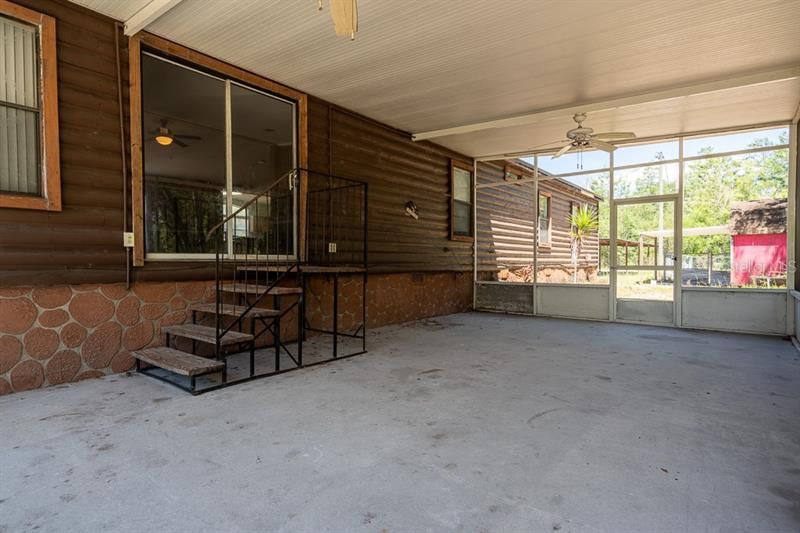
[333,274,339,358]
[274,316,281,372]
[250,316,256,377]
[297,281,304,367]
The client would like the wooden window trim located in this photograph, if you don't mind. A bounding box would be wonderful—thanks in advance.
[128,32,308,266]
[450,159,474,242]
[0,0,60,212]
[538,191,552,248]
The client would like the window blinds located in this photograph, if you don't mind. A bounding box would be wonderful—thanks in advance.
[0,15,40,195]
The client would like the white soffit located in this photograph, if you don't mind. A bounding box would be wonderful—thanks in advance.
[446,78,800,158]
[70,0,800,156]
[76,0,153,21]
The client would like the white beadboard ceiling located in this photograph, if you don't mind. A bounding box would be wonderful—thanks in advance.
[78,0,152,21]
[72,0,800,157]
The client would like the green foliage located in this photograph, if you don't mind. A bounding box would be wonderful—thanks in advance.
[583,134,788,259]
[682,134,788,256]
[568,204,599,282]
[568,204,599,243]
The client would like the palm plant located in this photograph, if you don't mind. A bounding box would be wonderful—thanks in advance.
[568,204,599,283]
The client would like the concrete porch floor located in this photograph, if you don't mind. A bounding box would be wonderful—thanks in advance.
[2,312,800,533]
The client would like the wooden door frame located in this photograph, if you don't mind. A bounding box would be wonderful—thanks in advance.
[128,32,308,266]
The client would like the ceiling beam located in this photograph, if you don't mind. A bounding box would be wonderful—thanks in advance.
[411,66,800,142]
[124,0,184,36]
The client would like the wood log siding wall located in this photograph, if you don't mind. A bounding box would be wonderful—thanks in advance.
[0,0,130,286]
[307,98,474,273]
[476,160,600,274]
[0,0,474,286]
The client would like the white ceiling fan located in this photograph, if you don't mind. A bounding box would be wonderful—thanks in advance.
[546,113,636,158]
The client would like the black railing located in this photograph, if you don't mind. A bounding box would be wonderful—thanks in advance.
[205,168,367,361]
[303,169,368,268]
[206,168,299,356]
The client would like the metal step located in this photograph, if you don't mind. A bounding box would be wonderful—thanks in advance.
[236,265,365,273]
[236,265,297,273]
[221,283,302,296]
[189,303,280,318]
[162,324,253,346]
[133,347,224,377]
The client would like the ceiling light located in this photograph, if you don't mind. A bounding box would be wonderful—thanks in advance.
[155,133,173,146]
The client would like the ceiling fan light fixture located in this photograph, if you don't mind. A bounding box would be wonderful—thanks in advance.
[155,133,173,146]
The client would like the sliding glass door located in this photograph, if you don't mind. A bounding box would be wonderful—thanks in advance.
[141,53,297,260]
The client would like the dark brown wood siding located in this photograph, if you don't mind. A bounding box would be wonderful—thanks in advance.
[0,0,129,286]
[0,1,473,286]
[307,99,473,273]
[476,160,599,273]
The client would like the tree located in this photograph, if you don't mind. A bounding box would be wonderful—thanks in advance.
[582,133,788,276]
[683,135,788,259]
[568,204,599,282]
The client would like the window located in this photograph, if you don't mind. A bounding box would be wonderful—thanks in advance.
[0,1,60,211]
[451,160,473,239]
[538,193,551,246]
[681,128,789,289]
[141,53,297,258]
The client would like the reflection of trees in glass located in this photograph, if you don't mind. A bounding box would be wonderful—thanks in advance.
[145,182,224,254]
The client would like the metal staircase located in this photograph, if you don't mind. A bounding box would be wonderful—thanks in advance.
[133,169,368,394]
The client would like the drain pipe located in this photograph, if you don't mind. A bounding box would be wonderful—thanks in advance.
[114,22,131,289]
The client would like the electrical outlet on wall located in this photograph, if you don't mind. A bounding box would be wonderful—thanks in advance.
[123,232,135,248]
[328,242,337,253]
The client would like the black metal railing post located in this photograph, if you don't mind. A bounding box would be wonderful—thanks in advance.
[215,228,222,360]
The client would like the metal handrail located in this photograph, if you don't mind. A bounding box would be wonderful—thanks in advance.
[205,168,296,239]
[206,167,368,369]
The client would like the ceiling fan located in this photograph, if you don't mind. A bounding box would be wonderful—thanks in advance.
[546,113,636,158]
[318,0,358,40]
[147,119,201,148]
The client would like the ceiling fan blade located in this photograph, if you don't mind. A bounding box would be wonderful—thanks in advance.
[526,139,570,151]
[330,0,358,38]
[593,132,636,140]
[173,138,189,148]
[174,134,202,140]
[552,143,573,159]
[589,139,617,153]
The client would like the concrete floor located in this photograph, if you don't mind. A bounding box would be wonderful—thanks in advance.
[2,312,800,533]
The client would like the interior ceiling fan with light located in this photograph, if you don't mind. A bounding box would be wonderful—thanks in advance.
[545,113,636,159]
[148,119,202,148]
